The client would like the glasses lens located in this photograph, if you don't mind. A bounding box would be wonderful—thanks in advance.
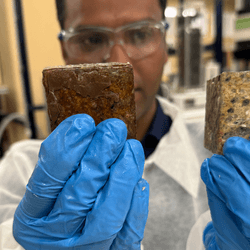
[66,30,111,61]
[123,24,163,59]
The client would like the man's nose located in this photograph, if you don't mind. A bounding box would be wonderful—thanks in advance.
[106,43,131,64]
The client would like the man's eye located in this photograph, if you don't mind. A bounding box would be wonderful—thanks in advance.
[87,34,104,45]
[127,28,153,45]
[78,34,104,45]
[70,33,108,52]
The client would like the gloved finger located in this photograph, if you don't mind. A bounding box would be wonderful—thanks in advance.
[201,152,250,237]
[27,114,96,196]
[20,114,96,218]
[205,188,250,250]
[38,118,128,238]
[201,156,233,202]
[73,139,145,246]
[223,137,250,237]
[203,221,218,250]
[223,137,250,181]
[111,178,149,250]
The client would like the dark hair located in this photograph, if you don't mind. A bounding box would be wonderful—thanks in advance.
[55,0,167,29]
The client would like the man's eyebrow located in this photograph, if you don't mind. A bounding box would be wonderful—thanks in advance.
[73,25,98,31]
[71,18,158,31]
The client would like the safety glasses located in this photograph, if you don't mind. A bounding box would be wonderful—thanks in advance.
[58,20,169,62]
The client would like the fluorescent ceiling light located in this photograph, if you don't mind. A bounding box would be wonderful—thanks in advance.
[164,7,177,18]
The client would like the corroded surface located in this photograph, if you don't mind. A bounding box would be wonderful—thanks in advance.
[43,62,136,139]
[204,71,250,154]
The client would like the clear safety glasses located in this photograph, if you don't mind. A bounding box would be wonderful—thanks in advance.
[58,20,169,63]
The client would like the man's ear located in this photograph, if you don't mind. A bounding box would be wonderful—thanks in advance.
[59,40,69,64]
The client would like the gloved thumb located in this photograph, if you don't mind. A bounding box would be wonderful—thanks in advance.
[21,114,96,218]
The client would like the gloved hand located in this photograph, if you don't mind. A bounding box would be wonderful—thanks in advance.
[13,114,149,250]
[201,136,250,250]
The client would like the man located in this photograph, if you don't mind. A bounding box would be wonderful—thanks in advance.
[54,1,212,249]
[1,0,250,249]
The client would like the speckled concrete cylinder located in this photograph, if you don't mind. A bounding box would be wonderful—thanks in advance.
[204,71,250,154]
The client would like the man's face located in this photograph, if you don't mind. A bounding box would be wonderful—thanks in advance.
[62,0,168,121]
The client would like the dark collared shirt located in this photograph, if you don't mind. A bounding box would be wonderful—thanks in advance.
[141,100,172,159]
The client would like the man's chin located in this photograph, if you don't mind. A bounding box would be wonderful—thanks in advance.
[134,90,141,104]
[135,101,145,122]
[135,96,157,122]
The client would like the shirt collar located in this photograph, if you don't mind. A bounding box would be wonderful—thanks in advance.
[147,99,172,141]
[141,100,172,159]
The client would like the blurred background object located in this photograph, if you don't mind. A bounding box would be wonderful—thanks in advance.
[234,0,250,69]
[161,0,237,122]
[0,0,63,157]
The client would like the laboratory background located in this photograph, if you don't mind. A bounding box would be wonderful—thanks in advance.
[0,0,248,157]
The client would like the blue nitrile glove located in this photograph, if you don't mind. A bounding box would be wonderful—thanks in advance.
[13,114,149,250]
[201,136,250,250]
